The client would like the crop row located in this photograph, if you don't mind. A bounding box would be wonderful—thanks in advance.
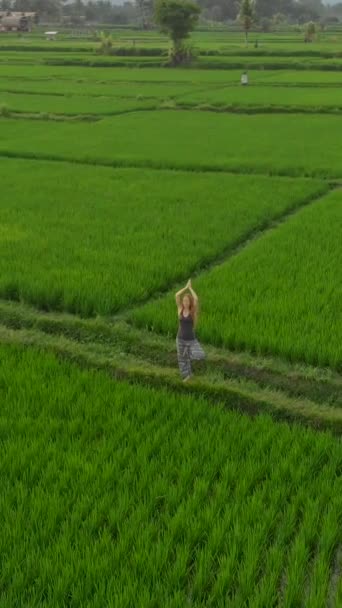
[0,158,325,316]
[179,84,342,109]
[132,189,342,370]
[1,111,342,178]
[0,91,157,116]
[1,65,342,87]
[0,78,199,99]
[1,344,341,607]
[3,35,342,57]
[0,64,252,84]
[4,85,342,117]
[5,48,342,72]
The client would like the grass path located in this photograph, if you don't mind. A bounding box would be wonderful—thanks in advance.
[0,181,340,430]
[0,300,341,433]
[0,148,340,181]
[122,183,333,314]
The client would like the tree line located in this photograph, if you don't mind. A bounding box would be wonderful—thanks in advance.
[1,0,341,25]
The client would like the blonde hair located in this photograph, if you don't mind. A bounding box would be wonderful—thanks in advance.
[181,293,198,325]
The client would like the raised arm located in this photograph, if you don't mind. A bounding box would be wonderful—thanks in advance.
[188,280,198,305]
[175,281,191,310]
[188,280,199,322]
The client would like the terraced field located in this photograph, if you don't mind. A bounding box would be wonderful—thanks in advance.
[0,30,341,607]
[0,157,326,314]
[132,188,342,370]
[1,112,342,178]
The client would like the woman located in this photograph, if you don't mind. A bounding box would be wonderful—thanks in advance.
[175,279,205,382]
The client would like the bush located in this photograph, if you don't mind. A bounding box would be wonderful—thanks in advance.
[0,104,10,118]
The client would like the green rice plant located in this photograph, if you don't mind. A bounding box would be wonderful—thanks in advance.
[0,77,202,100]
[0,64,260,84]
[0,103,10,117]
[0,343,340,606]
[1,111,342,178]
[178,84,342,109]
[5,47,342,70]
[0,158,324,316]
[132,189,342,370]
[0,91,157,116]
[263,70,342,85]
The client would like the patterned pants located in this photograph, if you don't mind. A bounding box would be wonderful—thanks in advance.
[176,338,205,379]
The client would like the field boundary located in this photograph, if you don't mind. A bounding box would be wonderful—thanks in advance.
[4,102,342,121]
[121,183,333,315]
[171,103,342,116]
[1,298,340,387]
[0,148,341,181]
[0,320,341,434]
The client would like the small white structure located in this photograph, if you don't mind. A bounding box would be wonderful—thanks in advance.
[45,31,58,41]
[241,72,249,86]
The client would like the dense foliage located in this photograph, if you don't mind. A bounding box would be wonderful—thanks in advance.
[1,345,341,606]
[133,189,342,369]
[1,109,342,178]
[0,158,322,315]
[0,31,341,606]
[154,0,200,63]
[1,0,339,24]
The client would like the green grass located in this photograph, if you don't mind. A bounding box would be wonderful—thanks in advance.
[0,91,156,116]
[0,78,199,99]
[2,111,342,178]
[0,50,163,67]
[0,63,274,84]
[132,189,342,370]
[0,64,341,87]
[263,70,342,85]
[0,30,342,606]
[5,48,342,71]
[0,343,341,607]
[0,157,325,316]
[4,79,342,116]
[0,32,341,605]
[0,303,341,431]
[179,84,342,109]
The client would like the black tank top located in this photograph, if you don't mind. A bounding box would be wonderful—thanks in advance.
[178,312,195,341]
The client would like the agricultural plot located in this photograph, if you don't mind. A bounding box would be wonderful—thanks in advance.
[1,71,342,112]
[0,78,199,99]
[0,91,156,116]
[199,54,342,69]
[263,70,342,85]
[1,111,342,178]
[0,64,258,84]
[0,29,342,607]
[0,50,162,67]
[1,345,341,607]
[132,189,342,370]
[0,157,325,316]
[179,84,342,109]
[2,71,342,117]
[4,48,342,71]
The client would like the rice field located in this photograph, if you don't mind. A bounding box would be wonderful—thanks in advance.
[0,78,199,99]
[2,111,342,178]
[2,78,342,116]
[0,29,342,606]
[1,345,341,607]
[6,81,342,117]
[0,64,257,83]
[0,90,156,116]
[132,189,342,370]
[179,84,342,109]
[0,157,324,315]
